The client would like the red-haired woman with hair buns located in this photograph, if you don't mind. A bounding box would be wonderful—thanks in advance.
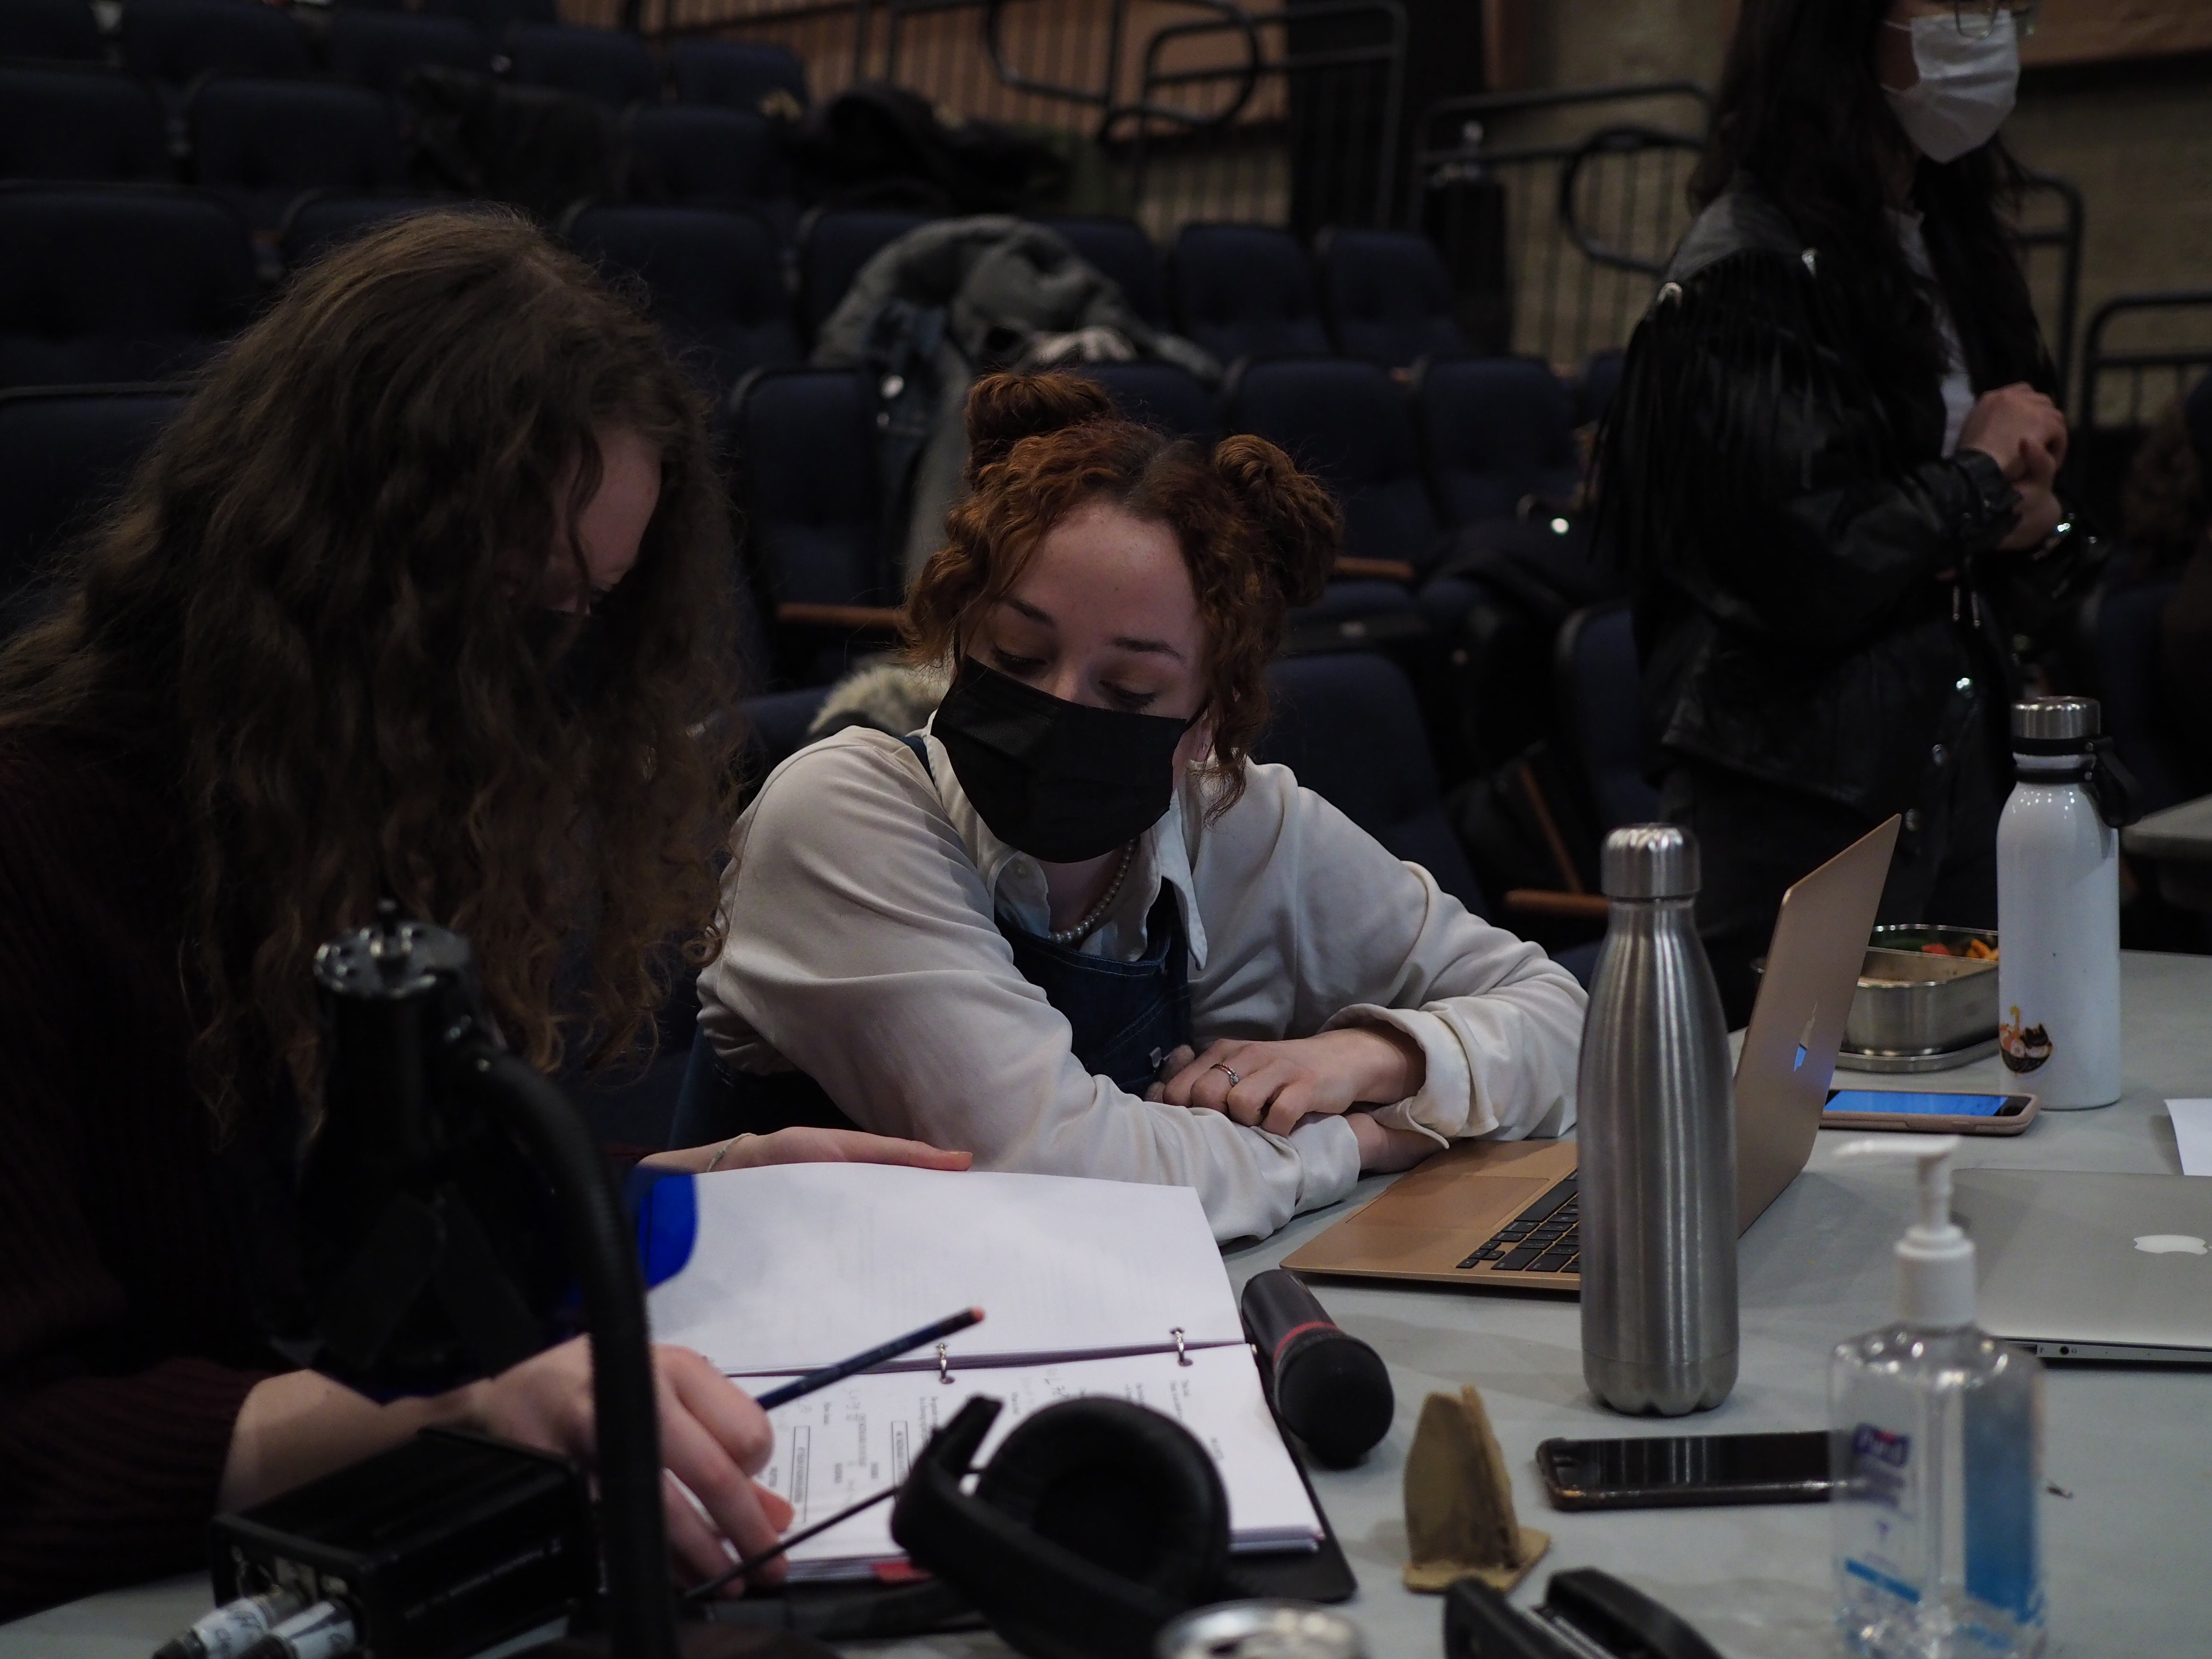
[679,373,1585,1240]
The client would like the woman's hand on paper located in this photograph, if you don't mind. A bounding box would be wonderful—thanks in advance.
[1149,1026,1427,1136]
[640,1128,973,1177]
[465,1338,794,1596]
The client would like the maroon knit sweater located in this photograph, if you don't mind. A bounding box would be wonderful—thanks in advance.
[0,731,282,1619]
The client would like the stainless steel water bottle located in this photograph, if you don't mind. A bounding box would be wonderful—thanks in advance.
[1577,824,1739,1415]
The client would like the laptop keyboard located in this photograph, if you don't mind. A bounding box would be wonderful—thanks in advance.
[1455,1174,1580,1274]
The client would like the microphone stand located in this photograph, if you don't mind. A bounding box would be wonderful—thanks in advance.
[306,910,679,1659]
[445,1036,678,1659]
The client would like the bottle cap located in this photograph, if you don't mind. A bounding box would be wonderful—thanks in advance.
[1836,1136,1975,1331]
[1600,824,1700,900]
[2010,696,2099,751]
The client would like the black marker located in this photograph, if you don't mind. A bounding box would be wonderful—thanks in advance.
[753,1306,984,1410]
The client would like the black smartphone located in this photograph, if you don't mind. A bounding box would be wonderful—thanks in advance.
[1537,1430,1835,1510]
[1822,1088,2038,1135]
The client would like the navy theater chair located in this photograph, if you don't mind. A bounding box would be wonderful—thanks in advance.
[1555,602,1658,833]
[187,78,409,236]
[2081,577,2189,816]
[1254,651,1487,916]
[121,0,311,89]
[421,0,554,44]
[0,383,185,633]
[1228,357,1442,570]
[1317,226,1466,371]
[327,11,490,95]
[731,365,893,685]
[564,204,798,409]
[1170,222,1331,368]
[0,0,105,59]
[668,38,807,112]
[1076,360,1219,445]
[278,193,444,271]
[1038,215,1167,328]
[0,185,257,387]
[0,64,169,184]
[1578,348,1625,426]
[626,105,775,207]
[796,205,930,340]
[505,22,661,110]
[1417,354,1582,529]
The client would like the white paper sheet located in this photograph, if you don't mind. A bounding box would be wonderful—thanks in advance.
[753,1345,1322,1579]
[2164,1099,2212,1176]
[646,1164,1243,1376]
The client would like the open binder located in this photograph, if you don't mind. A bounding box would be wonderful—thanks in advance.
[640,1164,1345,1586]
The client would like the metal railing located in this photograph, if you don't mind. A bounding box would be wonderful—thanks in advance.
[2074,289,2212,528]
[1408,81,1712,370]
[2012,169,2083,408]
[604,0,1410,242]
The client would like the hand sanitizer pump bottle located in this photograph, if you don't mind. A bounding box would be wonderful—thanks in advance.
[1830,1138,2044,1659]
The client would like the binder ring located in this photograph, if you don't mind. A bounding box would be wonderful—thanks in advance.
[936,1343,954,1385]
[1171,1326,1191,1367]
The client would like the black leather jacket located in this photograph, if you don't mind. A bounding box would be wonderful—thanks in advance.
[1599,183,2031,816]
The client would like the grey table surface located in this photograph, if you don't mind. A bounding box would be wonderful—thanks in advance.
[9,950,2209,1659]
[2123,792,2212,863]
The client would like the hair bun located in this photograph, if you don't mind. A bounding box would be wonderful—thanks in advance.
[1210,434,1340,609]
[963,372,1115,488]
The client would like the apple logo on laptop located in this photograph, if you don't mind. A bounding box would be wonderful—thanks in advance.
[2133,1235,2210,1256]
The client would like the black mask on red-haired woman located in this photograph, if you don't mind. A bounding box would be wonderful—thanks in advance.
[933,658,1193,864]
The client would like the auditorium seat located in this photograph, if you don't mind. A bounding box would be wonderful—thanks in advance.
[1254,651,1486,915]
[732,365,893,685]
[1555,601,1657,832]
[1227,357,1442,572]
[626,105,775,207]
[121,0,311,89]
[188,78,408,236]
[0,0,105,60]
[2081,577,2189,816]
[1076,361,1218,444]
[668,37,807,113]
[327,11,490,95]
[1415,355,1582,529]
[1578,348,1624,426]
[1039,215,1167,328]
[564,204,797,409]
[505,22,660,110]
[0,186,257,387]
[1317,226,1466,371]
[0,64,169,185]
[797,206,929,340]
[421,0,554,43]
[279,192,441,270]
[1169,223,1330,367]
[0,383,184,635]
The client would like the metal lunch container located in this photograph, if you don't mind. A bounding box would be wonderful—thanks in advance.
[1155,1601,1367,1659]
[1835,926,2000,1072]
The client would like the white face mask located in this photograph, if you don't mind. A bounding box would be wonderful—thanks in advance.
[1881,11,2020,164]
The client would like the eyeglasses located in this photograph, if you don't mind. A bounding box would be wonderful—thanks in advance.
[1951,0,2040,40]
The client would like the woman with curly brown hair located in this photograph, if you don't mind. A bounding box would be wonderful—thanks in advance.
[682,373,1585,1242]
[0,209,960,1617]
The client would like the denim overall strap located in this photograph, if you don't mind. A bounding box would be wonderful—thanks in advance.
[669,733,1192,1140]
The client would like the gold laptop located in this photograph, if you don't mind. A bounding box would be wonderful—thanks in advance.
[1283,817,1901,1293]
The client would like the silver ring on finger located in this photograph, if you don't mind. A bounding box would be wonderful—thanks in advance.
[1211,1062,1241,1088]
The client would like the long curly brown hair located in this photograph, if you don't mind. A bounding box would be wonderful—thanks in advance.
[903,373,1339,812]
[0,209,743,1116]
[2121,395,2210,576]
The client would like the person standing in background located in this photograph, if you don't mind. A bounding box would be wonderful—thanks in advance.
[1598,0,2073,1023]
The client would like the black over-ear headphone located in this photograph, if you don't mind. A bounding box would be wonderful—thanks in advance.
[890,1395,1234,1659]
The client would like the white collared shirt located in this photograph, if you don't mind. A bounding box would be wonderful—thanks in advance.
[697,727,1585,1241]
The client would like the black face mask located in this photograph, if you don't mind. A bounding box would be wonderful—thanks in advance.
[520,606,611,714]
[933,657,1194,864]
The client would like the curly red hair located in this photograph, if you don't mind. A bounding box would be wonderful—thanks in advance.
[904,373,1340,811]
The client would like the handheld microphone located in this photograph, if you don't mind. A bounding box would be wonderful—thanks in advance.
[1238,1270,1394,1467]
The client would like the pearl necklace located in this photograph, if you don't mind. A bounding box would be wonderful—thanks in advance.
[1046,841,1135,946]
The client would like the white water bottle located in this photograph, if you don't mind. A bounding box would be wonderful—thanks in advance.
[1995,697,2122,1108]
